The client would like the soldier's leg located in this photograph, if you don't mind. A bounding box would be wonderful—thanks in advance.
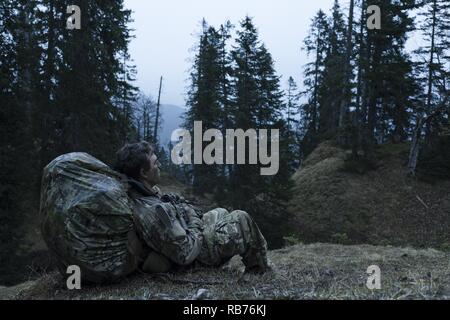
[129,228,173,274]
[231,210,269,272]
[196,208,236,266]
[197,208,269,272]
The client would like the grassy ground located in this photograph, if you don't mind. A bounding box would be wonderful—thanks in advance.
[2,243,449,300]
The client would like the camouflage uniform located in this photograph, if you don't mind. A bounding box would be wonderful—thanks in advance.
[196,208,268,269]
[127,179,269,272]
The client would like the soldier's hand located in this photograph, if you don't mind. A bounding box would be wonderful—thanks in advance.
[183,205,204,230]
[161,192,185,204]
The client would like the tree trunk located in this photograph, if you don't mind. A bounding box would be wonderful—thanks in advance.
[408,117,424,175]
[352,0,366,158]
[408,96,448,175]
[425,0,438,140]
[154,76,163,144]
[338,0,355,133]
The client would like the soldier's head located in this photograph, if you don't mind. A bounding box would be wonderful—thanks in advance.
[115,141,161,186]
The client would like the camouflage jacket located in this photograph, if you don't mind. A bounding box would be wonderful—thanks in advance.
[126,179,204,267]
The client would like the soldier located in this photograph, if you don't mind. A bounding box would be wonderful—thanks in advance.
[114,141,270,274]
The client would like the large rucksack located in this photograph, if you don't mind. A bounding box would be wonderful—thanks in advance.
[40,152,139,283]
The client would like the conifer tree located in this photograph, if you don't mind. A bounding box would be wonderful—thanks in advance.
[44,0,137,161]
[185,20,224,194]
[0,0,38,280]
[319,1,347,141]
[229,16,272,204]
[133,92,159,143]
[230,16,292,246]
[301,10,330,156]
[361,0,417,151]
[286,76,301,166]
[409,0,450,175]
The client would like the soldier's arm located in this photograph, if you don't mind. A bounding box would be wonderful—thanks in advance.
[161,193,204,218]
[156,203,204,266]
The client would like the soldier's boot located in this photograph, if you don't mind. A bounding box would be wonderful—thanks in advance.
[231,210,270,273]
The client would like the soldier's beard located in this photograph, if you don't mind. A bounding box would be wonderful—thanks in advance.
[152,169,160,186]
[136,163,160,191]
[145,167,160,187]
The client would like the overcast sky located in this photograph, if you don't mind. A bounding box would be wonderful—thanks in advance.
[123,0,347,107]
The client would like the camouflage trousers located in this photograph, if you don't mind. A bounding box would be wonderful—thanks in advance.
[196,208,268,269]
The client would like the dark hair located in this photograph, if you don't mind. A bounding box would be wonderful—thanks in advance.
[115,141,155,180]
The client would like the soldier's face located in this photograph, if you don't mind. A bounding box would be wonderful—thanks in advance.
[140,153,161,186]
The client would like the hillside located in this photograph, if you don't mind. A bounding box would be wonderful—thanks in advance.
[1,243,449,300]
[288,141,450,249]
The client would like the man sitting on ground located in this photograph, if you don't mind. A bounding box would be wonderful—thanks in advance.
[114,141,270,274]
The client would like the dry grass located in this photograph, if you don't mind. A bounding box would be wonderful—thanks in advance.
[2,243,449,300]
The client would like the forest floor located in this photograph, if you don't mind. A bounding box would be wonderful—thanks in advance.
[1,243,450,300]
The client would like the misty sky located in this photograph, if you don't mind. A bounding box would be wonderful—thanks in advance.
[123,0,345,107]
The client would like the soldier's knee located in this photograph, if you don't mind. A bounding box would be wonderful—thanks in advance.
[204,208,228,218]
[231,210,267,246]
[230,210,251,223]
[214,208,229,215]
[230,210,255,235]
[203,208,229,225]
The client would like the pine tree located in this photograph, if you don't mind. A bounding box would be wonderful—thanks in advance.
[301,10,330,156]
[338,0,356,139]
[215,21,234,198]
[47,0,137,162]
[133,92,159,143]
[319,1,347,141]
[0,0,37,280]
[300,0,420,162]
[229,16,292,247]
[229,16,269,204]
[185,20,224,194]
[286,77,300,135]
[409,0,450,176]
[358,0,417,156]
[419,1,449,108]
[286,76,301,165]
[352,0,368,158]
[217,21,234,127]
